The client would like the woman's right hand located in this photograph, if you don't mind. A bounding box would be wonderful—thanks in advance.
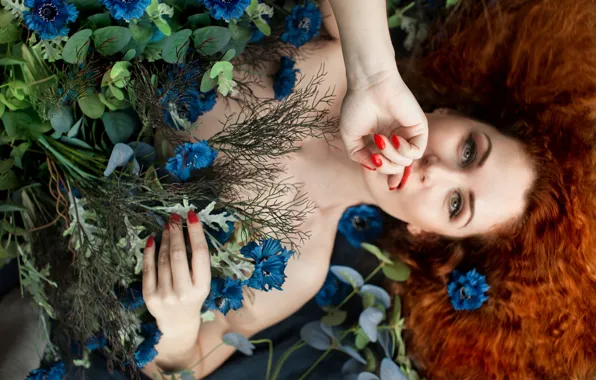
[142,211,211,363]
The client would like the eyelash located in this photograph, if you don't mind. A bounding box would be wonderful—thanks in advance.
[461,135,477,166]
[449,191,463,219]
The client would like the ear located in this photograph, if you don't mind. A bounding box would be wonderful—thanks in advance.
[406,224,426,236]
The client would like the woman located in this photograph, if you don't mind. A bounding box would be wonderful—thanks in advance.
[143,0,595,379]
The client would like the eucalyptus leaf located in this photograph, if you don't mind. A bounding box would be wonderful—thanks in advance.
[162,29,192,64]
[60,136,93,150]
[355,328,370,350]
[200,74,217,92]
[10,142,30,169]
[359,307,384,343]
[87,12,111,28]
[330,265,364,288]
[50,107,74,134]
[342,358,366,375]
[228,22,252,42]
[63,29,92,63]
[0,203,26,212]
[380,358,407,380]
[300,321,331,350]
[377,329,392,358]
[360,285,391,309]
[188,12,211,29]
[193,26,232,55]
[0,170,19,190]
[2,111,52,140]
[222,332,255,356]
[210,61,233,79]
[382,261,411,282]
[221,48,236,62]
[101,111,138,144]
[0,159,14,173]
[341,346,367,365]
[67,118,83,137]
[78,93,105,119]
[122,49,136,61]
[362,292,376,309]
[129,21,153,44]
[321,309,347,327]
[357,372,380,380]
[361,243,393,264]
[94,26,132,56]
[104,143,134,176]
[128,141,156,168]
[363,347,377,372]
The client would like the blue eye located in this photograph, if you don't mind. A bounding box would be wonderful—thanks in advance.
[461,135,477,166]
[449,191,463,219]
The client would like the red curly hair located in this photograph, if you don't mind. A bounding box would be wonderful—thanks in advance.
[384,1,596,379]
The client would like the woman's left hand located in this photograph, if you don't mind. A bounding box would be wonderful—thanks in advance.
[340,69,428,189]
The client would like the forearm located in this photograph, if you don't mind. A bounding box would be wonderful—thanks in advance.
[329,0,397,89]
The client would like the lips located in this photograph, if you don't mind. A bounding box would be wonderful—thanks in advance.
[398,165,412,190]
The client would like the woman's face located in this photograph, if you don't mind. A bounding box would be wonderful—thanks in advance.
[366,111,535,237]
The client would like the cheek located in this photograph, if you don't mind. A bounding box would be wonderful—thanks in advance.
[406,191,445,231]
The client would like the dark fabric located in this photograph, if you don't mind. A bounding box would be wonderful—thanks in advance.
[0,259,19,299]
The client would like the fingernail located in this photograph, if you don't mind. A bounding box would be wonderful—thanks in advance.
[146,236,155,248]
[371,153,383,167]
[188,210,199,224]
[373,134,386,150]
[391,134,400,149]
[170,213,181,223]
[389,186,398,191]
[361,164,376,171]
[164,223,170,231]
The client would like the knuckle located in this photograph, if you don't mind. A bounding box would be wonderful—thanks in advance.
[170,249,187,261]
[194,242,209,254]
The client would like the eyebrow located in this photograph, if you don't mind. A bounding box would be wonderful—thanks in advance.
[478,133,492,167]
[463,191,475,228]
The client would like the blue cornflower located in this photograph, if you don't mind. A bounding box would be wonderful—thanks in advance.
[85,333,107,351]
[100,0,150,21]
[204,277,244,315]
[205,216,235,249]
[120,282,144,311]
[281,2,322,48]
[273,56,299,101]
[23,0,78,40]
[26,361,65,380]
[56,87,79,105]
[135,323,163,368]
[160,88,215,130]
[241,239,294,291]
[315,270,351,308]
[199,0,250,21]
[447,269,490,311]
[165,141,218,181]
[338,205,384,248]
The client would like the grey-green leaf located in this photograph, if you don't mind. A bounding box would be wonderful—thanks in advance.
[63,29,92,64]
[321,309,347,327]
[222,332,255,356]
[360,284,391,309]
[102,111,137,144]
[331,265,364,288]
[382,261,411,282]
[50,107,74,134]
[162,29,192,64]
[94,26,132,56]
[357,372,380,380]
[78,93,105,119]
[193,26,232,55]
[300,321,331,351]
[361,243,393,264]
[104,143,134,176]
[380,358,407,380]
[359,307,384,343]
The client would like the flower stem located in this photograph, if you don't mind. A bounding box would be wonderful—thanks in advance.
[271,340,306,380]
[298,348,332,380]
[249,339,274,380]
[335,263,384,309]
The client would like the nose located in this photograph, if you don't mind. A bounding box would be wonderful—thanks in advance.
[420,155,464,187]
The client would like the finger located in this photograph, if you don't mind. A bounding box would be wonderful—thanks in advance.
[341,128,376,170]
[387,164,412,190]
[187,210,212,290]
[389,90,428,159]
[157,224,172,292]
[142,235,156,296]
[373,134,414,167]
[168,214,192,294]
[370,153,406,175]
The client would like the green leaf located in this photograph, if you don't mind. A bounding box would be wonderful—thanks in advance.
[355,328,370,350]
[86,12,111,29]
[49,107,74,134]
[188,12,211,29]
[129,21,153,44]
[200,74,217,92]
[60,136,93,149]
[78,93,105,119]
[362,292,376,309]
[0,57,26,66]
[221,49,236,62]
[363,347,377,372]
[63,29,92,64]
[193,26,232,55]
[101,111,138,144]
[210,61,233,79]
[0,159,14,173]
[387,14,402,29]
[321,309,347,327]
[0,203,25,212]
[2,111,51,140]
[10,141,30,169]
[162,29,192,64]
[67,118,83,137]
[0,101,4,118]
[2,219,24,233]
[0,9,13,27]
[110,61,131,79]
[361,243,393,264]
[253,17,271,36]
[153,18,171,36]
[73,0,102,12]
[0,170,18,190]
[0,23,19,44]
[390,295,401,325]
[94,26,132,56]
[382,260,411,282]
[446,0,458,7]
[122,49,136,61]
[228,22,252,43]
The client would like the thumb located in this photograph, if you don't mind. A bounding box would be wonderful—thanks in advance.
[341,129,375,169]
[388,93,428,160]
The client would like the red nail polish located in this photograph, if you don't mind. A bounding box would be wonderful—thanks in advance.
[170,213,181,223]
[371,154,383,167]
[188,210,199,224]
[146,236,154,248]
[361,164,376,171]
[391,134,400,149]
[389,186,398,191]
[164,223,170,231]
[398,165,412,190]
[373,134,386,150]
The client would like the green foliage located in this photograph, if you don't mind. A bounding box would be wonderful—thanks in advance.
[382,260,411,282]
[78,93,105,119]
[162,29,192,64]
[63,29,93,64]
[193,26,232,55]
[93,27,132,56]
[2,110,52,141]
[102,111,138,144]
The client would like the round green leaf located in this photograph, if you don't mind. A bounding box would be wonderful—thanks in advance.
[50,107,74,134]
[63,29,92,64]
[0,23,19,44]
[122,49,136,61]
[193,26,232,55]
[361,243,393,264]
[87,12,111,29]
[321,309,347,327]
[78,93,105,119]
[210,61,233,79]
[0,170,18,190]
[101,111,138,144]
[200,74,217,92]
[355,328,370,350]
[153,18,171,36]
[129,21,153,44]
[229,22,252,42]
[188,12,211,29]
[162,29,192,64]
[382,261,411,282]
[1,111,51,140]
[94,27,132,56]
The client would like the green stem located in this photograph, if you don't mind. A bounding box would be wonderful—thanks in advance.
[188,342,224,369]
[271,341,306,380]
[298,348,332,380]
[399,1,415,15]
[335,263,384,309]
[249,339,273,380]
[38,136,96,181]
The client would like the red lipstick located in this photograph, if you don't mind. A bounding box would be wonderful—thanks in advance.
[398,165,412,190]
